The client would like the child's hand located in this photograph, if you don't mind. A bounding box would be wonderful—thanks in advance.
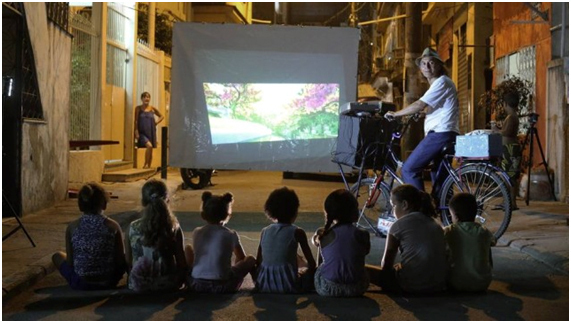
[312,228,324,247]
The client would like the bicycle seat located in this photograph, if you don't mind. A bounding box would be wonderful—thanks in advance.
[426,142,456,168]
[441,141,456,157]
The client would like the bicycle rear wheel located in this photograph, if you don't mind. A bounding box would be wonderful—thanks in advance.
[439,164,512,240]
[350,177,392,235]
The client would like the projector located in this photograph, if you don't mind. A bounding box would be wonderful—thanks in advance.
[346,101,396,116]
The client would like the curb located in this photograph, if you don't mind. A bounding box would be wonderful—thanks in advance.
[2,254,56,302]
[499,233,569,275]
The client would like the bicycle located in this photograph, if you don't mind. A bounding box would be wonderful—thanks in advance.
[337,113,513,241]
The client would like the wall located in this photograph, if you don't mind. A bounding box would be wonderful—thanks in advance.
[22,3,72,214]
[493,3,552,165]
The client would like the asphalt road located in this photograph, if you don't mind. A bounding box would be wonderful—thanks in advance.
[3,171,568,320]
[3,222,568,321]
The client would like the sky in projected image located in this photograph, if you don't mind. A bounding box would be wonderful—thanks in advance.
[204,83,340,145]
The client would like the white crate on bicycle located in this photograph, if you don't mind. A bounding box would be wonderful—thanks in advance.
[455,131,503,158]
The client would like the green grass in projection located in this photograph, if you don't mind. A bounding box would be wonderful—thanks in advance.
[204,83,340,144]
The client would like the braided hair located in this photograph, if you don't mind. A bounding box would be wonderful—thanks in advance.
[317,189,359,241]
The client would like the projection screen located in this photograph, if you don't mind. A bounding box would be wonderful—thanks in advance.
[170,23,360,172]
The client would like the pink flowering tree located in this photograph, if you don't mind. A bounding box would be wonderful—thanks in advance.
[276,83,340,139]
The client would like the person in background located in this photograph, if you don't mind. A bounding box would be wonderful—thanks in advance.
[444,192,496,292]
[52,183,126,290]
[385,47,460,196]
[366,184,447,294]
[312,189,370,297]
[255,187,316,293]
[134,92,164,169]
[126,178,189,292]
[492,90,522,209]
[190,191,256,293]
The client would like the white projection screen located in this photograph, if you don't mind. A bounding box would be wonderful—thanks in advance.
[170,23,360,172]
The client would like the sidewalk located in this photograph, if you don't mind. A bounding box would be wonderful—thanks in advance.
[2,168,183,301]
[2,169,569,302]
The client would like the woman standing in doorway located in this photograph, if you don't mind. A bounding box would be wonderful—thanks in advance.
[135,92,164,169]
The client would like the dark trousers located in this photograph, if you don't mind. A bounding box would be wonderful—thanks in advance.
[401,131,457,193]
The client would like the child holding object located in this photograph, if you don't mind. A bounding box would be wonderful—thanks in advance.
[255,187,316,293]
[312,189,370,297]
[189,191,256,293]
[366,184,447,294]
[52,183,126,290]
[444,193,496,292]
[126,179,189,292]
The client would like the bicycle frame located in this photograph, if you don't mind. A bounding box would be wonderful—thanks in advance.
[350,115,514,238]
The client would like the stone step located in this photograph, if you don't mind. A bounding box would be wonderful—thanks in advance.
[102,168,156,182]
[104,160,133,172]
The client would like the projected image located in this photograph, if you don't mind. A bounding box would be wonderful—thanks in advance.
[204,83,340,144]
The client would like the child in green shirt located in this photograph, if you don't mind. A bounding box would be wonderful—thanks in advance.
[444,193,496,292]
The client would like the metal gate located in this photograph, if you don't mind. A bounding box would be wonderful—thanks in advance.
[69,12,95,140]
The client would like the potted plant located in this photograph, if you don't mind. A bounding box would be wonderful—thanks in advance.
[478,75,533,124]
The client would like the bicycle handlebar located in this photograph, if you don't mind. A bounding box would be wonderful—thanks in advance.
[390,113,421,140]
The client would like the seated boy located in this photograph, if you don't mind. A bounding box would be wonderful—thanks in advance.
[444,193,496,292]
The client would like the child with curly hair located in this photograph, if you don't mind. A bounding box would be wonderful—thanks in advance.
[255,187,316,293]
[52,183,126,290]
[126,179,190,292]
[313,189,370,297]
[189,191,256,293]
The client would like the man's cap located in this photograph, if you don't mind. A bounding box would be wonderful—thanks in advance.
[415,47,444,66]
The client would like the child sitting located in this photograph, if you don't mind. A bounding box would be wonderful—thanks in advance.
[189,191,256,293]
[126,179,189,292]
[366,184,447,294]
[444,192,496,292]
[255,187,316,293]
[52,183,126,290]
[313,189,370,297]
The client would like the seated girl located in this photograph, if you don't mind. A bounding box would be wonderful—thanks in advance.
[189,191,256,293]
[255,187,316,293]
[52,183,126,290]
[126,179,189,292]
[366,184,447,294]
[313,189,370,297]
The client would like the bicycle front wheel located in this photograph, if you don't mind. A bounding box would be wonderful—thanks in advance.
[439,164,512,240]
[350,177,392,235]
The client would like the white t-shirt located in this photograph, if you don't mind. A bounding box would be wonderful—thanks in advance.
[191,224,240,280]
[420,75,460,135]
[389,212,447,293]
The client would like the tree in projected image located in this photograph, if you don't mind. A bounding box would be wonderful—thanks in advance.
[276,83,339,139]
[204,83,262,121]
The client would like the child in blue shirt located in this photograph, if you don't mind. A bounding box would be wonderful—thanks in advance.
[313,189,370,297]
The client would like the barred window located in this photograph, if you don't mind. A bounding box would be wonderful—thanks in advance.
[45,2,69,32]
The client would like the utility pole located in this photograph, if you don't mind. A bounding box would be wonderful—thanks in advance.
[349,2,357,27]
[401,2,424,160]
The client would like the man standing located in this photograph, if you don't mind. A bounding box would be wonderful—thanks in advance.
[385,48,460,193]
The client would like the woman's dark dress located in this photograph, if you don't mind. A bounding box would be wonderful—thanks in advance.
[137,109,156,148]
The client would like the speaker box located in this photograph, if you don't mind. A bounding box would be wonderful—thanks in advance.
[332,114,396,169]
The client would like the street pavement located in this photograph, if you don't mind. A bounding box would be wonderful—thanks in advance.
[2,168,569,318]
